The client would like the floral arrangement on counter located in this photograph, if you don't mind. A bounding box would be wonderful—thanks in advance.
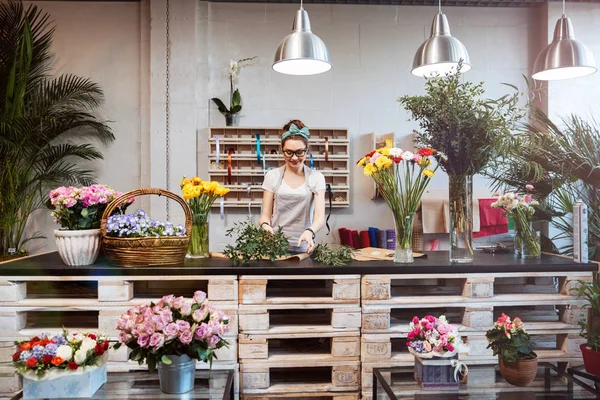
[180,176,230,258]
[113,290,229,372]
[406,315,467,358]
[486,313,537,362]
[12,330,110,379]
[491,185,541,257]
[47,185,133,230]
[357,147,439,262]
[105,209,186,238]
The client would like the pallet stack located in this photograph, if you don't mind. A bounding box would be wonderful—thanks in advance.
[360,271,591,399]
[0,275,240,398]
[238,275,362,400]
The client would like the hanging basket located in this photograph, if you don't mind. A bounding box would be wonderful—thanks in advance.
[100,188,192,267]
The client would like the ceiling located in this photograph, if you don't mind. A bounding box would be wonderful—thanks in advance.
[208,0,600,7]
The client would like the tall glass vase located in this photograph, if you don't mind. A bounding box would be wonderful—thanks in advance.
[449,174,474,263]
[187,212,209,258]
[514,220,541,259]
[394,212,415,263]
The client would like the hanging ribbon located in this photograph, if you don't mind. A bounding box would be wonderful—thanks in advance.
[216,136,221,164]
[325,184,332,235]
[451,359,468,382]
[324,137,329,162]
[309,151,315,169]
[262,152,266,174]
[256,134,261,164]
[220,197,224,220]
[227,148,234,185]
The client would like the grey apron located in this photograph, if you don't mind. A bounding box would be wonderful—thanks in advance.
[271,165,317,253]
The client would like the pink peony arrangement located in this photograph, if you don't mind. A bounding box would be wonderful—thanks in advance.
[406,315,467,358]
[47,184,133,230]
[113,291,229,372]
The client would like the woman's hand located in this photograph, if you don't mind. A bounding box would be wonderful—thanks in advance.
[260,222,274,234]
[298,230,315,253]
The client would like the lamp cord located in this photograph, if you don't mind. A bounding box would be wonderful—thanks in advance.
[165,0,171,220]
[562,0,566,16]
[300,0,303,9]
[439,0,441,13]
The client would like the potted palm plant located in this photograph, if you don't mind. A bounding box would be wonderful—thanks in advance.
[574,273,600,376]
[0,1,114,260]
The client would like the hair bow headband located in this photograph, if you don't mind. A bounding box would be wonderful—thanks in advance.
[281,123,310,141]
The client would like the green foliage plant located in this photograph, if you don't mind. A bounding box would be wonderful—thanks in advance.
[573,273,600,351]
[398,61,531,177]
[0,1,114,256]
[223,218,289,265]
[311,243,355,266]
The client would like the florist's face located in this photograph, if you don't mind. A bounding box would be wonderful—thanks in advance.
[282,139,307,167]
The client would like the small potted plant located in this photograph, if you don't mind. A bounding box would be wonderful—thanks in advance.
[211,56,256,126]
[406,315,468,390]
[113,290,229,394]
[486,313,538,386]
[574,273,600,375]
[47,185,132,266]
[12,330,110,399]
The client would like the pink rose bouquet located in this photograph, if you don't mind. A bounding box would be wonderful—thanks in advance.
[113,291,229,372]
[47,184,133,230]
[406,315,467,358]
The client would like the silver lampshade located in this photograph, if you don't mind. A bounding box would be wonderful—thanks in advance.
[532,15,596,81]
[272,8,331,76]
[412,12,471,77]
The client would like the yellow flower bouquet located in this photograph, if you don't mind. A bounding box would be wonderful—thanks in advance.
[357,147,439,263]
[180,176,230,258]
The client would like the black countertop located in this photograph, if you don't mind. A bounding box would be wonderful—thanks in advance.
[0,251,596,277]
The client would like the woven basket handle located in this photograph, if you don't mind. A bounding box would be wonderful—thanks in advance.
[100,188,192,235]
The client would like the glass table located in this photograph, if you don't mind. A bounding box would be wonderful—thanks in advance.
[373,362,600,399]
[11,369,234,400]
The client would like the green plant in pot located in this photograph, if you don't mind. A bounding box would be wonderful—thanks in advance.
[398,61,532,263]
[211,56,256,127]
[0,1,114,259]
[486,313,537,386]
[574,273,600,375]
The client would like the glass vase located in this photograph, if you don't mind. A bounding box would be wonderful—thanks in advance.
[225,113,239,127]
[187,212,209,258]
[449,174,474,263]
[394,212,415,263]
[514,220,541,259]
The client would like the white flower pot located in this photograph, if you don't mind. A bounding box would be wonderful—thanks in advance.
[54,229,101,266]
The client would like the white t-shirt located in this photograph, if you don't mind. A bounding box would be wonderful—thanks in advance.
[262,167,326,193]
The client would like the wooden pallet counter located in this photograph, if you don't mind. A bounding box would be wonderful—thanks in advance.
[0,251,596,399]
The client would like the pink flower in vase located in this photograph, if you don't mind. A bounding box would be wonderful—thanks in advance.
[178,330,193,345]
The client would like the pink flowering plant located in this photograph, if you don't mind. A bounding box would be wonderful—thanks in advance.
[485,313,537,362]
[406,315,466,358]
[113,291,229,372]
[46,184,133,230]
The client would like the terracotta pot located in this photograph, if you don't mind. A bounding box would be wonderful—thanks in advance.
[499,358,538,386]
[580,343,600,376]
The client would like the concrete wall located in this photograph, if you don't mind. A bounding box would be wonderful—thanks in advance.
[24,0,600,254]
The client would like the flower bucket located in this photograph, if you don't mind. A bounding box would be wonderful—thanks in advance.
[23,364,107,399]
[54,229,101,266]
[414,354,460,391]
[580,343,600,376]
[157,354,196,394]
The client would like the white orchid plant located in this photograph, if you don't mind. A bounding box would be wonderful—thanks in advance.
[211,56,257,118]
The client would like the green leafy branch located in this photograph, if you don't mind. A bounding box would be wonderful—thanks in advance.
[223,218,289,265]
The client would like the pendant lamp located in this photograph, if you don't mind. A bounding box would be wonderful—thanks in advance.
[532,0,596,81]
[412,0,470,77]
[272,1,331,76]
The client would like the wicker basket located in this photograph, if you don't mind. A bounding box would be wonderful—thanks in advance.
[100,188,192,267]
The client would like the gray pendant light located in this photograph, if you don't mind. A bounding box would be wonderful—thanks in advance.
[272,2,331,76]
[532,0,596,81]
[412,1,471,77]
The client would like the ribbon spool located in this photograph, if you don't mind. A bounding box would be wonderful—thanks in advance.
[324,137,329,162]
[256,134,261,164]
[227,148,234,185]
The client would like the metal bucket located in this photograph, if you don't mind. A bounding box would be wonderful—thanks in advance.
[157,354,196,394]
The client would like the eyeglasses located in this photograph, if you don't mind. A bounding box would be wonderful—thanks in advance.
[283,148,307,158]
